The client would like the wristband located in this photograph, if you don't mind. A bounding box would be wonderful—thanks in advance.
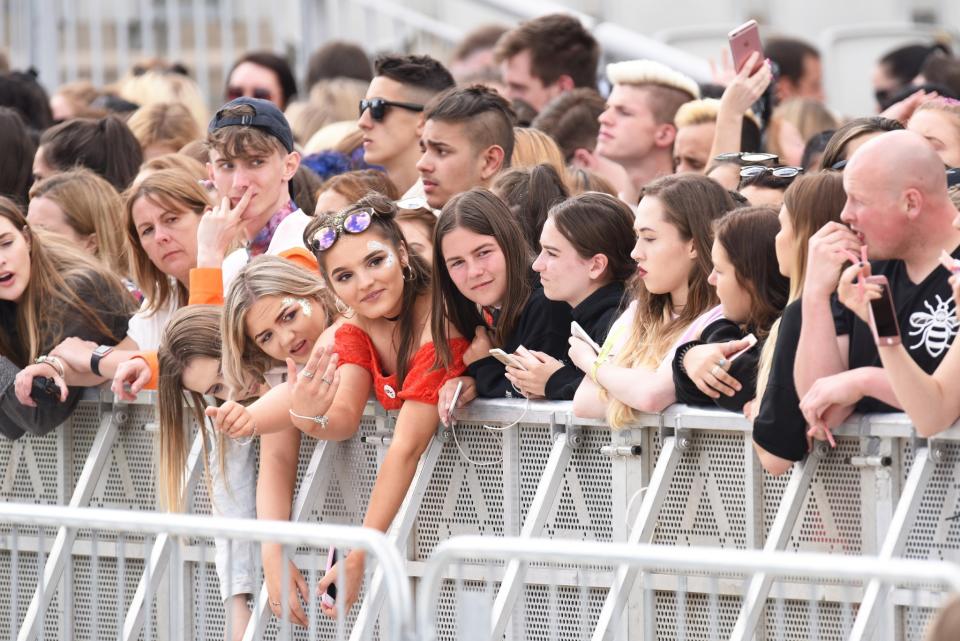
[90,345,114,377]
[289,409,328,429]
[590,359,603,385]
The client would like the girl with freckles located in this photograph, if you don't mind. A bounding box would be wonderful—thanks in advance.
[207,193,467,623]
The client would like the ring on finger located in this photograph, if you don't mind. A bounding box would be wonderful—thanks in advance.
[321,377,332,385]
[301,370,315,379]
[716,357,728,369]
[710,365,722,377]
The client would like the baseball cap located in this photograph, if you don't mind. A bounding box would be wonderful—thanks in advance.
[208,96,295,153]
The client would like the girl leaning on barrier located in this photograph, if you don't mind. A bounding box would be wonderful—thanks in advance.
[155,304,263,638]
[207,194,468,623]
[431,188,573,419]
[40,167,212,394]
[671,206,790,412]
[567,174,738,427]
[751,171,846,475]
[3,198,134,439]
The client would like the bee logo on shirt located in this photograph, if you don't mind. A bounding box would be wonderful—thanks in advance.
[908,294,959,358]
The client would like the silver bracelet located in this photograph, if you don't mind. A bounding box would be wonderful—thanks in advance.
[35,355,65,379]
[288,409,328,429]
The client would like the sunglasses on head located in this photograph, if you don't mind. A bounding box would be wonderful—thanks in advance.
[226,86,273,101]
[714,151,779,165]
[740,165,803,179]
[359,98,425,122]
[310,208,374,252]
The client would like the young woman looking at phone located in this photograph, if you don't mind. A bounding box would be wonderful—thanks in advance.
[568,174,737,427]
[516,192,634,400]
[431,188,572,422]
[672,207,789,411]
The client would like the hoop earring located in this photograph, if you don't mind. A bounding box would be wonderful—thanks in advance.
[402,264,414,281]
[335,298,355,319]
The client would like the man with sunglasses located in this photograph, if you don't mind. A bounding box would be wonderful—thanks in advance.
[359,55,455,199]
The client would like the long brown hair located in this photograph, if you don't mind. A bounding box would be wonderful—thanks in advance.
[0,199,131,366]
[431,188,534,367]
[713,207,790,338]
[157,305,223,512]
[609,174,736,428]
[547,192,636,284]
[29,168,130,277]
[123,168,212,315]
[304,192,431,386]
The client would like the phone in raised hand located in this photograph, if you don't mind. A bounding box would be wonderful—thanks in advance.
[489,348,527,370]
[728,19,764,74]
[570,321,601,353]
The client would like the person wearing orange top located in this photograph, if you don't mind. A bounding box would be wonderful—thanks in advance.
[207,193,467,623]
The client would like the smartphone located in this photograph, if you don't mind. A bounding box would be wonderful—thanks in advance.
[728,20,764,74]
[570,321,601,354]
[489,348,527,370]
[447,380,464,419]
[321,547,338,608]
[728,334,758,361]
[865,275,901,345]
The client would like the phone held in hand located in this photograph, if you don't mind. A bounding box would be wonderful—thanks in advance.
[488,348,527,370]
[30,376,62,407]
[728,19,764,74]
[321,547,338,608]
[728,334,758,361]
[865,275,902,346]
[570,321,601,354]
[447,380,464,421]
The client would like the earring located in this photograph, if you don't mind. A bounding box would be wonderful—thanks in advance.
[402,264,414,281]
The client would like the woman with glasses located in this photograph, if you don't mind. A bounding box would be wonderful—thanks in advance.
[738,164,803,208]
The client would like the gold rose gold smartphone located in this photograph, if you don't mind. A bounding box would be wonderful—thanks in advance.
[728,20,764,74]
[866,275,901,346]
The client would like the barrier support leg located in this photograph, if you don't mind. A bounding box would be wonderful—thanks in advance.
[122,432,204,641]
[349,434,445,641]
[848,444,939,641]
[489,414,578,639]
[591,430,689,641]
[241,438,339,641]
[729,444,826,641]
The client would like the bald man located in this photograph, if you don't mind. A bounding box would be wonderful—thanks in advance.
[755,130,960,474]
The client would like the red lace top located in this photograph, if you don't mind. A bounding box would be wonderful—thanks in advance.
[334,324,469,410]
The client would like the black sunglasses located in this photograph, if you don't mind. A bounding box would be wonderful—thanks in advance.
[359,98,424,122]
[740,165,803,179]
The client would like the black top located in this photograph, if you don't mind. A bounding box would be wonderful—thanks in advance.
[752,299,806,461]
[543,282,626,400]
[833,250,960,413]
[468,287,573,398]
[0,273,133,440]
[671,318,762,412]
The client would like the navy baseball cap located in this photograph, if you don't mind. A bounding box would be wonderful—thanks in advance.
[208,96,295,153]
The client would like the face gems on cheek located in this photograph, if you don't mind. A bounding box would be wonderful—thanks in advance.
[368,240,396,268]
[282,297,313,317]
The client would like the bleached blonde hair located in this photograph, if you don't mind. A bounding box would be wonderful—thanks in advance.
[606,59,700,100]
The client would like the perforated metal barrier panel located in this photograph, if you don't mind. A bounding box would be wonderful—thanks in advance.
[1,395,959,640]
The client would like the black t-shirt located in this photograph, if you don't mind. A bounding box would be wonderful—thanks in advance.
[833,250,960,413]
[468,287,573,398]
[752,300,806,461]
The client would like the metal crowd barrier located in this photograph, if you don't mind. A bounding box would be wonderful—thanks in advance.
[418,535,960,641]
[2,390,960,640]
[0,503,413,641]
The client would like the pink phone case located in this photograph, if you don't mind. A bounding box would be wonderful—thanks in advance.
[728,20,764,74]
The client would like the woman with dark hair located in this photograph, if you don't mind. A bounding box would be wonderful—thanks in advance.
[493,163,569,252]
[432,188,572,413]
[671,207,789,411]
[225,51,298,110]
[818,116,903,170]
[2,198,134,438]
[35,115,144,190]
[0,107,36,204]
[502,192,634,404]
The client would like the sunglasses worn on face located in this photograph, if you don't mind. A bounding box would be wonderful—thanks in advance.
[740,165,803,179]
[311,209,374,252]
[226,86,273,101]
[359,98,425,122]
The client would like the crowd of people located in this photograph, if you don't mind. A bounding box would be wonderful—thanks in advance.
[1,12,959,639]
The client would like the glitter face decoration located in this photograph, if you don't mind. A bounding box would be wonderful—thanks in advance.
[281,296,313,317]
[368,240,395,267]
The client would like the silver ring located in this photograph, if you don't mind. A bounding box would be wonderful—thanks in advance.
[270,600,281,607]
[717,358,728,368]
[321,377,332,385]
[711,365,722,377]
[301,370,315,379]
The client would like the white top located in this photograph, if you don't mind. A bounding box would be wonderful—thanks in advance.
[220,209,311,291]
[126,295,180,351]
